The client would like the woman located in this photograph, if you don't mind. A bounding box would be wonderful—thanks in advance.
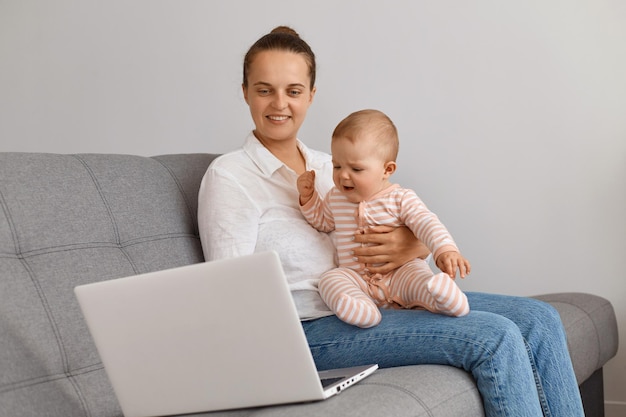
[198,26,584,417]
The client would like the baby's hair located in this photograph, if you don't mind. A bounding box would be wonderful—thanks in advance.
[332,109,399,161]
[243,26,316,90]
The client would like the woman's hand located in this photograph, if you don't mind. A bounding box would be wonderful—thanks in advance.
[352,226,430,275]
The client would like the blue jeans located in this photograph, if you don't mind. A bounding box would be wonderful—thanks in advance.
[302,292,584,417]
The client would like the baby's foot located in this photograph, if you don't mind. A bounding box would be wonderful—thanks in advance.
[427,273,470,317]
[335,294,382,328]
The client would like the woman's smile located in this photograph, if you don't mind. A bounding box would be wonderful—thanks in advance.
[267,115,290,122]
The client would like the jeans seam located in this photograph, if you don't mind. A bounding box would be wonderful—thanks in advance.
[525,338,551,417]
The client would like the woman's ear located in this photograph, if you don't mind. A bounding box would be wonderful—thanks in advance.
[383,161,397,178]
[309,86,317,104]
[242,84,249,104]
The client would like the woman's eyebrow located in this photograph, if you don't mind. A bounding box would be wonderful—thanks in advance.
[252,81,306,89]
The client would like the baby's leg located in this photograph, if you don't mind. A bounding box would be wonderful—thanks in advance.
[319,268,382,328]
[390,260,470,317]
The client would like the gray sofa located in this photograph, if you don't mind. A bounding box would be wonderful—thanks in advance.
[0,152,619,417]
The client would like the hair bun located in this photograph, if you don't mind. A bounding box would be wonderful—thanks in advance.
[270,26,300,38]
[243,25,316,89]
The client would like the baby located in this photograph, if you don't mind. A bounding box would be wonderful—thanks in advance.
[297,109,470,328]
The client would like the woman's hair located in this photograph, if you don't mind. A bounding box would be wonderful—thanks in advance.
[243,26,316,90]
[332,109,400,161]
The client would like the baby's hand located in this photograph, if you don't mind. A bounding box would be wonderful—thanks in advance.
[297,170,316,205]
[436,251,471,279]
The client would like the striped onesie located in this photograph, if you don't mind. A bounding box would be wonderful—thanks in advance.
[300,183,469,328]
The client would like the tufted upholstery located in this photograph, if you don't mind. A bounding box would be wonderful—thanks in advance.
[0,153,214,416]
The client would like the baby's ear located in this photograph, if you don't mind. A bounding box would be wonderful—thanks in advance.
[383,161,397,178]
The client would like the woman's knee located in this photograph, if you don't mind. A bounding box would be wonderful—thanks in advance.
[528,298,560,321]
[423,311,529,371]
[512,297,563,329]
[471,293,563,333]
[465,312,527,357]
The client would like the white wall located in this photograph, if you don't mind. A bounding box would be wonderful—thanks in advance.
[2,0,625,412]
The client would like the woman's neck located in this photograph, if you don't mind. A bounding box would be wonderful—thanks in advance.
[254,132,306,175]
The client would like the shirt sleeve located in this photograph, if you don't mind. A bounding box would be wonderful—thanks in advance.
[198,164,261,261]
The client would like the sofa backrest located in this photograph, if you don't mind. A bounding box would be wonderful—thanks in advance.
[0,153,219,417]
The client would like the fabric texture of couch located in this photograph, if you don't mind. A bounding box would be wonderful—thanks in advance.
[0,153,619,417]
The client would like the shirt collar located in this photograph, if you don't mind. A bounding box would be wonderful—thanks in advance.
[243,131,326,176]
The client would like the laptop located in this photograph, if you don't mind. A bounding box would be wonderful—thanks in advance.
[74,251,378,417]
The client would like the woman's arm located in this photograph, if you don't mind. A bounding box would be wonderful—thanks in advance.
[198,166,260,261]
[352,226,430,275]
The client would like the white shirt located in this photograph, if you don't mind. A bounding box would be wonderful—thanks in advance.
[198,132,336,320]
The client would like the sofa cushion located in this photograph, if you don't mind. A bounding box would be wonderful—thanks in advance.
[185,366,484,417]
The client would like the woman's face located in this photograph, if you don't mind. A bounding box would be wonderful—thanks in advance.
[243,50,316,146]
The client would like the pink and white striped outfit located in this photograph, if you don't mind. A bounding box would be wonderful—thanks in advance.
[300,184,469,328]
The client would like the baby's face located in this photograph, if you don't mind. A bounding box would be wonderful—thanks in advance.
[331,136,391,203]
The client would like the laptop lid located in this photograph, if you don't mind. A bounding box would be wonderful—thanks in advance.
[74,251,376,417]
